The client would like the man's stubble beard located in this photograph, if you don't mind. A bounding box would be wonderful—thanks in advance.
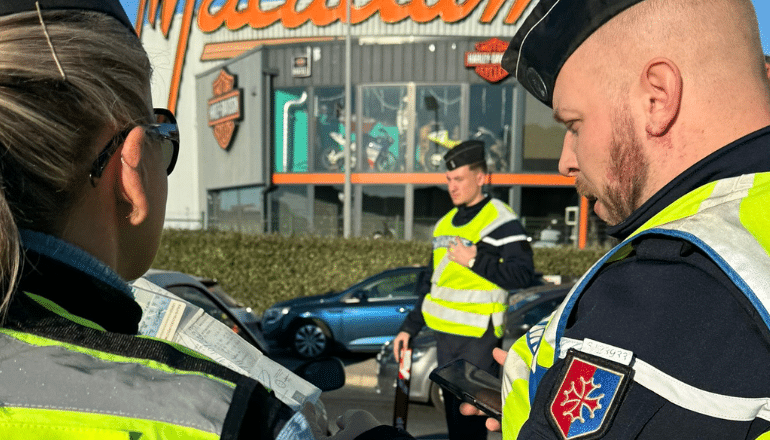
[577,111,650,226]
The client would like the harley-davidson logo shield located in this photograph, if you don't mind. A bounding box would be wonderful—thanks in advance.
[208,69,243,150]
[465,38,509,83]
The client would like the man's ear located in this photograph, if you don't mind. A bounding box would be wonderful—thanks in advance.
[475,168,488,187]
[118,127,149,226]
[640,57,682,137]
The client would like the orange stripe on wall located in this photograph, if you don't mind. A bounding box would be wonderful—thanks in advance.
[201,37,338,61]
[272,173,576,186]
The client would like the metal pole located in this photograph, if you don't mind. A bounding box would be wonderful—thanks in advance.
[343,0,352,237]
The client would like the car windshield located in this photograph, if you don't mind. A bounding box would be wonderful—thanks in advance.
[200,280,242,308]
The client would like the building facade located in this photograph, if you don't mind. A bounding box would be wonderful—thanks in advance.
[135,0,605,247]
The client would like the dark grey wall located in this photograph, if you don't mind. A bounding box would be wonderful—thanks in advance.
[196,50,267,200]
[268,38,507,88]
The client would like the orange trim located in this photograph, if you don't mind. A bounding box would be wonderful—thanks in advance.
[272,173,575,186]
[578,196,589,249]
[167,0,197,114]
[490,174,575,186]
[201,37,338,61]
[135,0,147,37]
[272,173,345,184]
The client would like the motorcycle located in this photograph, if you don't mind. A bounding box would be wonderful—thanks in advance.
[425,126,508,172]
[322,124,399,172]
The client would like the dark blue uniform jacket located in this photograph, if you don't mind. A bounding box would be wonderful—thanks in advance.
[521,126,770,439]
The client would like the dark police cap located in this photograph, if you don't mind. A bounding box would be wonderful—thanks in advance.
[501,0,645,108]
[445,140,485,171]
[0,0,134,34]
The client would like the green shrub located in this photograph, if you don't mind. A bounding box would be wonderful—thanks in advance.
[152,229,609,314]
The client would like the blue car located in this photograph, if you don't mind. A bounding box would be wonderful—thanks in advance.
[262,266,429,358]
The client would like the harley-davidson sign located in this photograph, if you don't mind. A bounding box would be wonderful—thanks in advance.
[208,69,243,150]
[465,38,509,83]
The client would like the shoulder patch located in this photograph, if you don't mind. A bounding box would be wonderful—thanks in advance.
[547,349,632,439]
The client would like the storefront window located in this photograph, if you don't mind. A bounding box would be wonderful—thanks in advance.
[268,186,311,235]
[208,186,264,233]
[413,185,454,241]
[275,88,309,172]
[416,85,462,172]
[314,88,353,172]
[313,185,343,236]
[360,186,405,239]
[522,93,566,172]
[360,86,407,172]
[469,84,514,173]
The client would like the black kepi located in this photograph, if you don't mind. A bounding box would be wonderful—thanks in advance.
[445,140,485,171]
[501,0,645,108]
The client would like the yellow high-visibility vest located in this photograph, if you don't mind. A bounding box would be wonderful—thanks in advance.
[423,199,518,338]
[501,173,770,439]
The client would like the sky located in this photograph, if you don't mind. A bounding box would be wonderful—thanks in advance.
[118,0,770,54]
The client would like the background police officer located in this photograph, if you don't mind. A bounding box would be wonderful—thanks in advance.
[392,140,535,440]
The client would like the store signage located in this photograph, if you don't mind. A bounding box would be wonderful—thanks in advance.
[465,38,509,83]
[195,0,534,31]
[208,69,243,150]
[138,0,535,109]
[292,49,312,77]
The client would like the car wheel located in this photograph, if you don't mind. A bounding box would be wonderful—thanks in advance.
[293,321,330,358]
[430,382,445,414]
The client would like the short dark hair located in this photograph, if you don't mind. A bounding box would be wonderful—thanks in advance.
[468,160,488,175]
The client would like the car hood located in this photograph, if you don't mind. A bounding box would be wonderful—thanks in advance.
[270,290,342,309]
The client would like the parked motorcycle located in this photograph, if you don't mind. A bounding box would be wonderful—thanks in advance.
[425,126,508,172]
[322,124,399,172]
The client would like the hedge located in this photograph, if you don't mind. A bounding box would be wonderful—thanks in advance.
[152,229,609,314]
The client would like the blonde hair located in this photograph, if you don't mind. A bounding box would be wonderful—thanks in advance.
[0,10,152,312]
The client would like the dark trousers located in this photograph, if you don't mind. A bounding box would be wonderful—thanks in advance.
[435,323,500,440]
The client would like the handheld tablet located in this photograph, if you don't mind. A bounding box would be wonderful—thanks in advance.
[429,359,502,421]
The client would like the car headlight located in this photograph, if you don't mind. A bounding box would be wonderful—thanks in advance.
[262,306,290,325]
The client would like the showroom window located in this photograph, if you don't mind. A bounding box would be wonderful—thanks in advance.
[208,186,264,233]
[522,93,566,172]
[360,186,406,239]
[469,84,515,173]
[267,186,312,235]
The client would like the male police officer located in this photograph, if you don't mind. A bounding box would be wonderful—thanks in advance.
[393,140,535,439]
[462,0,770,439]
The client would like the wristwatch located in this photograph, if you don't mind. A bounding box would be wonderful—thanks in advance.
[467,257,475,268]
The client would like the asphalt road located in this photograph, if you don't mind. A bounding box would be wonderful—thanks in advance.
[275,350,502,440]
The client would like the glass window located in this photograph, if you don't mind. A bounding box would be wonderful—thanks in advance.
[360,86,407,172]
[413,185,454,241]
[469,84,514,173]
[522,93,566,172]
[275,87,309,172]
[361,186,405,239]
[360,272,419,300]
[208,186,264,233]
[268,186,311,235]
[313,87,357,172]
[313,185,343,237]
[416,85,462,172]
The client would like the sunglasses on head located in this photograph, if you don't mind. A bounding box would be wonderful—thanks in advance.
[89,108,180,186]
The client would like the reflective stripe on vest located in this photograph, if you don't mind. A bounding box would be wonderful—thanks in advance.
[0,328,235,439]
[502,173,770,439]
[423,199,517,338]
